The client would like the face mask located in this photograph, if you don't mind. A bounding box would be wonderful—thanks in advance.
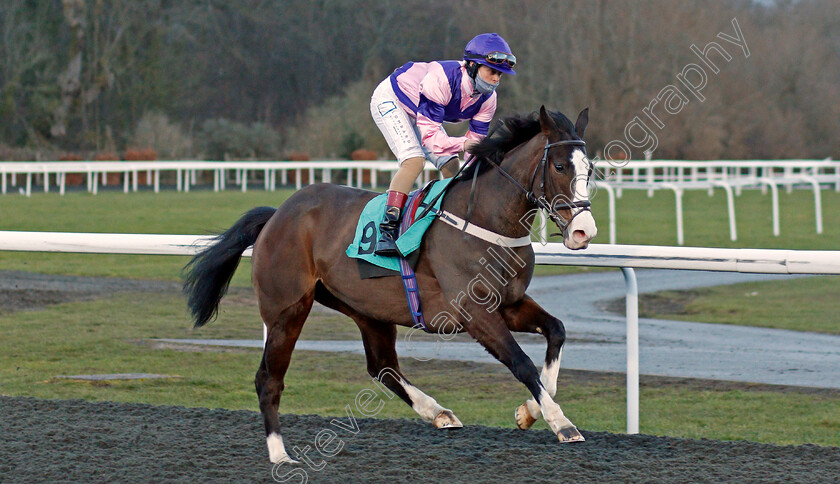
[472,73,498,95]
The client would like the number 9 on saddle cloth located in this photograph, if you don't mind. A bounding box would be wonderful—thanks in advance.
[346,179,451,277]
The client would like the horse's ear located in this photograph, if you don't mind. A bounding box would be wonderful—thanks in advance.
[575,107,589,138]
[539,106,558,137]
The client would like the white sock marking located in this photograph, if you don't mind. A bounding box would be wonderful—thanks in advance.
[538,389,573,433]
[401,383,446,421]
[267,433,298,464]
[526,347,564,419]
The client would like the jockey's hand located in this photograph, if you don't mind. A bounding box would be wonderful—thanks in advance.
[464,140,479,153]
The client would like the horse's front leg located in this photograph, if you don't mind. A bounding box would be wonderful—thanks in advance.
[500,296,576,436]
[458,298,583,443]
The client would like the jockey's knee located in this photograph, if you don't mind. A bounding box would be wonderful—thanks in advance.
[400,156,426,174]
[390,156,426,193]
[439,157,459,178]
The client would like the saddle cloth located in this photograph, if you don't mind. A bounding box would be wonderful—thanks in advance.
[345,178,452,272]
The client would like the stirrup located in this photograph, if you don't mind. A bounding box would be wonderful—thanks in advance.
[374,238,400,257]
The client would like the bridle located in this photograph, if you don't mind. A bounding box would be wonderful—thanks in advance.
[415,135,594,236]
[487,137,593,234]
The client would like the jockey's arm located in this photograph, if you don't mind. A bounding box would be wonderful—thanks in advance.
[415,111,495,158]
[415,68,497,171]
[462,94,496,153]
[415,114,469,159]
[415,69,471,159]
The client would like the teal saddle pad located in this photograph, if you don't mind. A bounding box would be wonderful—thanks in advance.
[346,178,453,272]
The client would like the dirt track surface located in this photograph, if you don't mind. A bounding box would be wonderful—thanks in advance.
[0,270,179,314]
[2,396,838,483]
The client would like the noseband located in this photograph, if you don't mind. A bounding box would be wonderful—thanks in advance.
[487,138,593,234]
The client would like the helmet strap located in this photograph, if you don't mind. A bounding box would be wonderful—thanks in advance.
[466,60,480,79]
[465,61,481,97]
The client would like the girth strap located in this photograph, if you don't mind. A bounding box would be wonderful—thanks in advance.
[437,210,532,247]
[398,189,429,332]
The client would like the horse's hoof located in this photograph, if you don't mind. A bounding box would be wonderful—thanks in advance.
[515,404,537,430]
[433,410,463,429]
[557,425,586,443]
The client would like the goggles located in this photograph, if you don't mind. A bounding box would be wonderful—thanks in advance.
[470,51,517,68]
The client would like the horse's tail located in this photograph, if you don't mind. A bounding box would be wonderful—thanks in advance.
[183,206,276,328]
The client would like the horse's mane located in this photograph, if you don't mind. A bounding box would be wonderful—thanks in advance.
[459,110,577,181]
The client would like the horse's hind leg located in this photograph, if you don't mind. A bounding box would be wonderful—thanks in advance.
[500,296,568,431]
[354,317,463,429]
[255,291,314,464]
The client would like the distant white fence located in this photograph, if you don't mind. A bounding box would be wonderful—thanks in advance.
[604,159,840,196]
[3,158,837,247]
[2,229,839,434]
[0,160,414,196]
[1,159,838,197]
[595,158,837,245]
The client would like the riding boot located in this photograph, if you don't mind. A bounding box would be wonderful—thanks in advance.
[374,191,408,256]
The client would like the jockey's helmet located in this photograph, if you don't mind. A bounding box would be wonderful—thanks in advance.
[463,33,517,75]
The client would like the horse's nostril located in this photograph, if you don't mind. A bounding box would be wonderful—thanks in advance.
[573,230,588,242]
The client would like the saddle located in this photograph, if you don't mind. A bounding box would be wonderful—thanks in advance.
[346,179,452,276]
[345,179,453,332]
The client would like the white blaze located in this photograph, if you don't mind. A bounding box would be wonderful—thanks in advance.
[570,149,591,203]
[566,149,597,248]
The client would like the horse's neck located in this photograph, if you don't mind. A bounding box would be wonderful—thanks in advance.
[445,141,540,238]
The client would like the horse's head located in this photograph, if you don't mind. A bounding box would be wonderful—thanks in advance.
[536,106,598,249]
[467,107,598,249]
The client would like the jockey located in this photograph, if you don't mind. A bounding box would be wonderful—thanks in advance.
[369,32,517,256]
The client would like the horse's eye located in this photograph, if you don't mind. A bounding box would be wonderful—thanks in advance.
[553,162,566,173]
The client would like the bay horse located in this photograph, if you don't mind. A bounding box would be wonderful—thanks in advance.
[183,106,597,463]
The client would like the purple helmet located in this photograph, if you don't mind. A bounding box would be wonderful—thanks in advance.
[463,33,517,75]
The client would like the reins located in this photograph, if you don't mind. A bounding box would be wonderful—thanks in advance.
[413,154,475,222]
[414,136,593,237]
[463,158,480,231]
